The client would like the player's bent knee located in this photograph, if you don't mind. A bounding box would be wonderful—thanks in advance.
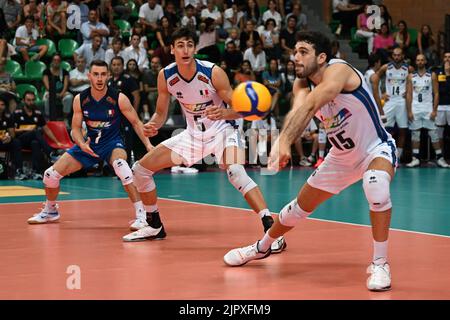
[112,159,133,186]
[428,129,439,143]
[279,199,312,227]
[132,162,155,193]
[226,164,257,196]
[43,166,63,188]
[363,170,392,212]
[411,130,421,142]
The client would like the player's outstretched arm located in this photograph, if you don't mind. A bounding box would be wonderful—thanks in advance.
[118,93,153,151]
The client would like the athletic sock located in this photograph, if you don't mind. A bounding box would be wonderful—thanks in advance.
[258,232,275,252]
[44,200,57,213]
[373,239,388,265]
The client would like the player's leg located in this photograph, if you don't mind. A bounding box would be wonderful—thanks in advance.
[431,115,449,167]
[108,148,148,230]
[364,156,395,291]
[27,152,83,224]
[396,101,409,161]
[406,119,421,167]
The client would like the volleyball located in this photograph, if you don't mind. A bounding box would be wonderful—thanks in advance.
[231,81,272,121]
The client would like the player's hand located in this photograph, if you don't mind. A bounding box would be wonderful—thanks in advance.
[430,110,437,121]
[205,105,226,120]
[382,93,390,102]
[408,112,415,122]
[268,137,291,172]
[143,122,159,137]
[80,137,99,157]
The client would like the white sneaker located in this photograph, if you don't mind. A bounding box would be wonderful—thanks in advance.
[299,157,312,167]
[270,236,287,254]
[179,167,199,174]
[223,241,271,267]
[27,206,60,224]
[123,225,163,242]
[437,157,449,168]
[406,157,420,168]
[367,262,391,291]
[130,217,149,231]
[171,166,182,173]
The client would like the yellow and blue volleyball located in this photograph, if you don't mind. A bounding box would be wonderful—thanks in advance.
[231,81,272,121]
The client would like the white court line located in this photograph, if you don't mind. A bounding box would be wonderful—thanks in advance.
[2,196,450,239]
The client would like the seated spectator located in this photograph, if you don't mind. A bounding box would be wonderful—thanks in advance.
[373,23,395,63]
[23,0,44,29]
[223,1,245,33]
[124,33,149,72]
[197,18,221,63]
[418,24,438,67]
[142,56,161,120]
[355,4,376,55]
[105,37,127,66]
[164,1,180,28]
[74,34,106,65]
[225,27,240,48]
[181,4,197,32]
[260,18,280,61]
[14,16,48,62]
[126,58,144,89]
[243,0,261,26]
[112,0,132,21]
[239,19,259,52]
[223,41,243,73]
[280,15,297,60]
[42,53,73,119]
[153,16,175,67]
[69,56,90,95]
[378,4,393,31]
[80,9,110,48]
[0,60,18,113]
[0,97,24,179]
[233,59,255,86]
[219,60,234,84]
[14,91,62,179]
[139,0,164,33]
[332,0,362,37]
[286,3,307,31]
[261,0,282,33]
[130,22,149,52]
[200,0,222,26]
[331,40,346,60]
[243,40,266,81]
[262,58,282,118]
[282,59,296,107]
[0,0,21,31]
[45,0,67,38]
[393,20,410,53]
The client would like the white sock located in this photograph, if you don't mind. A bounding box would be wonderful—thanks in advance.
[258,232,276,252]
[413,149,419,156]
[44,200,57,213]
[144,204,158,213]
[319,150,324,158]
[258,209,271,219]
[373,240,388,265]
[435,149,442,157]
[134,201,145,218]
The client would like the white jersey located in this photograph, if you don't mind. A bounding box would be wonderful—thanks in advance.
[163,59,233,138]
[385,62,409,101]
[364,68,381,97]
[311,59,395,165]
[411,70,433,113]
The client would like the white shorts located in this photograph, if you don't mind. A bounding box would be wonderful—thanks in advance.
[383,99,408,128]
[436,110,450,126]
[307,141,397,194]
[250,117,277,130]
[161,127,245,167]
[409,112,436,131]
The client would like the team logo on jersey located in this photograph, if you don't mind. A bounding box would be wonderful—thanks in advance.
[199,89,209,97]
[83,110,89,116]
[176,92,183,99]
[106,97,116,105]
[181,100,213,112]
[320,108,352,129]
[108,109,115,117]
[87,120,112,129]
[169,76,180,86]
[197,75,209,84]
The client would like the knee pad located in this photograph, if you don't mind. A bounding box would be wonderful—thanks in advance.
[411,130,421,143]
[318,128,327,144]
[279,199,312,227]
[437,126,445,139]
[43,166,63,188]
[428,129,439,143]
[132,162,155,193]
[227,164,257,196]
[363,170,392,212]
[112,159,133,186]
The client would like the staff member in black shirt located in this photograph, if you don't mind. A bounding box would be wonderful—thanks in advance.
[436,50,450,165]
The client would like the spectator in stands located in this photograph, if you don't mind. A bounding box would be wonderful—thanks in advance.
[243,0,260,26]
[74,34,106,65]
[220,60,234,84]
[184,0,207,12]
[14,91,61,179]
[80,9,110,48]
[105,37,127,66]
[286,2,307,31]
[45,0,67,38]
[283,59,296,107]
[393,20,410,53]
[262,58,282,119]
[125,58,144,87]
[112,0,132,21]
[223,1,245,33]
[124,33,149,71]
[139,0,164,33]
[355,4,376,55]
[142,55,161,120]
[223,40,243,74]
[197,17,221,63]
[260,18,280,61]
[200,0,222,26]
[43,53,73,120]
[164,1,180,28]
[225,27,240,48]
[70,0,89,27]
[0,0,22,31]
[332,0,362,37]
[99,0,114,28]
[373,22,395,63]
[262,0,282,33]
[0,60,17,113]
[243,40,266,81]
[181,4,197,31]
[69,56,90,96]
[14,16,48,62]
[418,24,438,67]
[131,22,149,52]
[154,15,175,67]
[240,19,260,52]
[331,39,346,60]
[23,0,44,28]
[294,119,319,167]
[378,4,392,31]
[234,59,255,86]
[280,15,297,61]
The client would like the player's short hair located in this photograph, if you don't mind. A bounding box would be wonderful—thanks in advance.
[296,31,332,62]
[368,53,381,68]
[111,56,124,66]
[171,27,198,46]
[23,91,36,99]
[90,60,108,70]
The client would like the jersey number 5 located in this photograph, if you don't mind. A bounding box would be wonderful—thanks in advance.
[329,130,355,151]
[193,115,206,132]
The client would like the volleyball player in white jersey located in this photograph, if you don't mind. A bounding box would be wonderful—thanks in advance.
[364,53,382,99]
[405,54,446,168]
[224,31,397,292]
[373,48,413,161]
[122,28,286,253]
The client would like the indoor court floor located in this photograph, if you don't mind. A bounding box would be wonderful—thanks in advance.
[1,167,449,300]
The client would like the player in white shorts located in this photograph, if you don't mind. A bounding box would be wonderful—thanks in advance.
[224,31,397,292]
[122,28,286,253]
[405,54,447,168]
[373,47,413,161]
[435,51,450,162]
[248,115,277,166]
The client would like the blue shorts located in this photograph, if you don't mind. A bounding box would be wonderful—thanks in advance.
[67,139,125,169]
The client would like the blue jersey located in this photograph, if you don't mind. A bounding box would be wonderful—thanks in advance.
[79,87,122,145]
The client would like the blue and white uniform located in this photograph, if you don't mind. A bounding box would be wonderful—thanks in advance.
[383,62,409,128]
[409,70,436,130]
[307,59,397,194]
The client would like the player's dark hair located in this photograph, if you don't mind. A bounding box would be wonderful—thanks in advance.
[23,91,36,99]
[111,56,124,66]
[171,27,198,46]
[90,60,108,70]
[368,53,381,68]
[296,31,332,62]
